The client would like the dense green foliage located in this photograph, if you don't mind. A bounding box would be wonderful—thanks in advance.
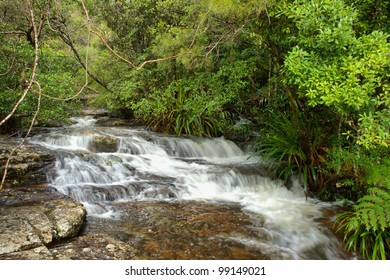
[0,0,389,259]
[0,0,85,129]
[91,0,264,136]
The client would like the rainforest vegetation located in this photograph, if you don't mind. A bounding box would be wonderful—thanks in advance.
[0,0,389,259]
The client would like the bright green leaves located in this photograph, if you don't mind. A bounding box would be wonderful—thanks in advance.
[356,185,390,232]
[283,0,390,150]
[286,1,390,258]
[208,0,261,19]
[209,0,240,16]
[285,0,356,51]
[336,158,390,258]
[358,111,390,149]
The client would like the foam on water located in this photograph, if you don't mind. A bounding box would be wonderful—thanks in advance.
[29,117,346,259]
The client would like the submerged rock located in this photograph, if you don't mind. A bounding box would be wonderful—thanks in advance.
[83,200,289,260]
[0,187,86,259]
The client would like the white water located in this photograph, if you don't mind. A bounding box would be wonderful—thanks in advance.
[30,117,346,259]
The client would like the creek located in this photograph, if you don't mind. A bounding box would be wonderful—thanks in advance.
[29,116,351,260]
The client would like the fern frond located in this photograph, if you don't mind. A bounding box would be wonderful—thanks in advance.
[359,194,383,204]
[336,184,390,259]
[369,188,390,201]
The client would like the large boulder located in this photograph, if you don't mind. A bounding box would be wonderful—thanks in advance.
[0,187,86,259]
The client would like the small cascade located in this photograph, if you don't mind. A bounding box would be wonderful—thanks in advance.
[29,117,348,259]
[152,136,244,158]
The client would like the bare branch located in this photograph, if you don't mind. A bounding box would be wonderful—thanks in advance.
[89,25,179,71]
[0,0,40,191]
[39,0,93,102]
[205,20,247,57]
[48,12,110,90]
[79,1,178,71]
[0,31,26,35]
[0,81,42,190]
[188,12,208,51]
[0,0,39,128]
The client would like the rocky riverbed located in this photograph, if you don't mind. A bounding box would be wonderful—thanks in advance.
[0,186,350,260]
[0,122,353,260]
[0,138,138,260]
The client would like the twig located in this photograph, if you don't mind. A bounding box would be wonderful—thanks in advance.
[0,81,42,190]
[50,7,109,90]
[79,0,178,71]
[0,1,39,128]
[0,31,26,35]
[0,0,40,191]
[39,0,92,102]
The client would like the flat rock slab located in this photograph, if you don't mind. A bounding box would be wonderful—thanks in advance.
[0,246,54,260]
[50,234,139,260]
[84,200,287,260]
[0,187,86,258]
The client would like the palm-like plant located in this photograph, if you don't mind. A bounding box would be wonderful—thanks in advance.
[255,113,327,195]
[146,82,223,137]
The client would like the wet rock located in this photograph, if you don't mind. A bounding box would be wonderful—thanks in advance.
[63,184,138,203]
[84,200,276,260]
[0,187,86,259]
[89,135,119,153]
[95,118,129,127]
[82,108,110,117]
[95,117,143,127]
[49,234,138,260]
[0,138,55,188]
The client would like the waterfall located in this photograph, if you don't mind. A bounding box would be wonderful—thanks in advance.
[29,117,347,259]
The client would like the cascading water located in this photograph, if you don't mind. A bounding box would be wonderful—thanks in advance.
[29,116,349,259]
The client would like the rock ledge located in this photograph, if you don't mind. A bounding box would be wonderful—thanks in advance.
[0,187,86,259]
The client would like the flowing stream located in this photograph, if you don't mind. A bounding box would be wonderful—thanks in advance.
[30,116,350,260]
